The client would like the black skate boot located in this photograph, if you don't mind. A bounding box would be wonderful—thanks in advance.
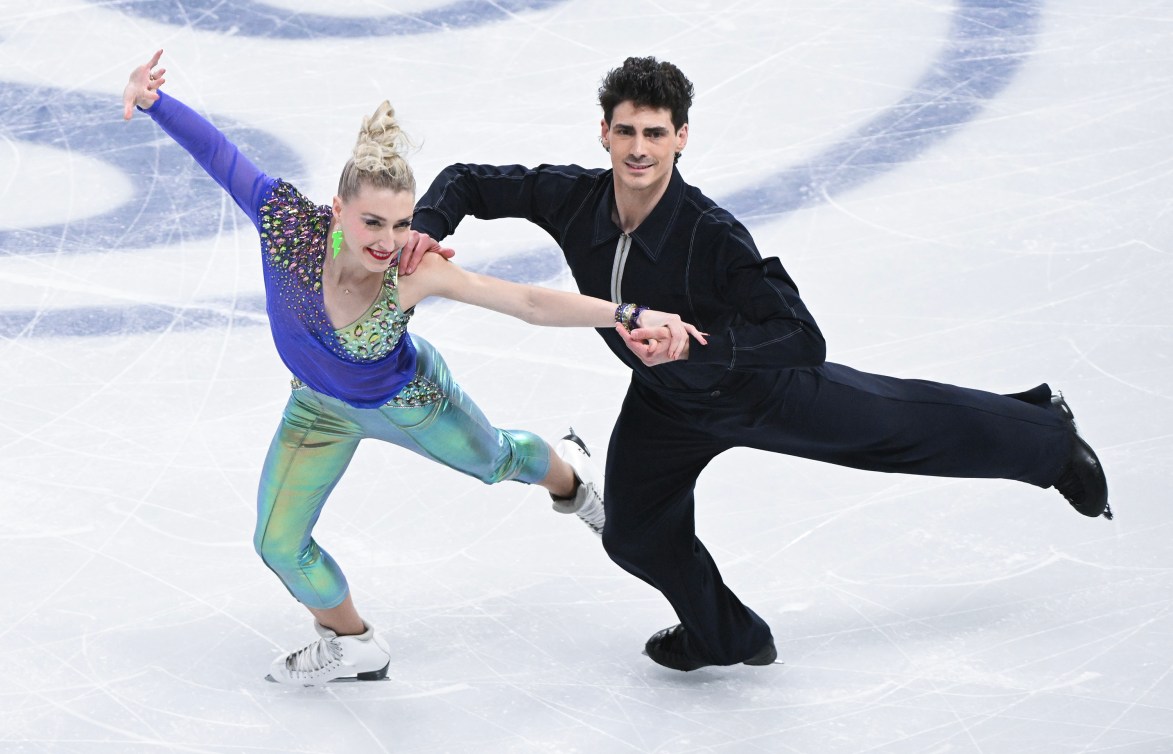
[643,624,777,671]
[1049,394,1111,520]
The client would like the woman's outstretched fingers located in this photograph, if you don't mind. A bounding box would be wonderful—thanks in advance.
[123,49,165,120]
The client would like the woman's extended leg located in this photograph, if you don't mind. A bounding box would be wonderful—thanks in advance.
[255,388,391,684]
[360,337,603,530]
[254,387,361,614]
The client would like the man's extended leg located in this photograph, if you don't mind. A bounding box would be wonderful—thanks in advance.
[740,364,1074,487]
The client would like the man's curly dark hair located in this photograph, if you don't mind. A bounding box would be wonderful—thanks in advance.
[598,56,694,131]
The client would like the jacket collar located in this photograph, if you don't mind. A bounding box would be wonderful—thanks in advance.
[591,167,686,263]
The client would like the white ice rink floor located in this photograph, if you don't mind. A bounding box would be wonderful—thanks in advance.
[2,1,1172,752]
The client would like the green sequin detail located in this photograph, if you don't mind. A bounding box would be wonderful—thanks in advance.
[334,269,412,362]
[330,257,443,406]
[291,374,443,408]
[385,376,444,407]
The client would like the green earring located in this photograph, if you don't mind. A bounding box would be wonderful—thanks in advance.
[331,229,343,259]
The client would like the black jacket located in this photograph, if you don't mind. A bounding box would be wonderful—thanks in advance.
[413,163,826,395]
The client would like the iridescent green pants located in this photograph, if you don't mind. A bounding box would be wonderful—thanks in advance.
[253,337,550,609]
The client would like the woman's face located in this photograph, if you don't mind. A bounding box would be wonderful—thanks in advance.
[332,185,414,273]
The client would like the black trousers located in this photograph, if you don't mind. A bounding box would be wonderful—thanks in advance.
[601,362,1071,665]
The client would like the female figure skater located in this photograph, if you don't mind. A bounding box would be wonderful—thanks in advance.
[122,50,703,685]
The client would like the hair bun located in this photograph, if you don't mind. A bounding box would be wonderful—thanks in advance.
[338,101,417,199]
[352,100,412,172]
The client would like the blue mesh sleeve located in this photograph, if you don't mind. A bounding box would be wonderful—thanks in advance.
[142,90,274,224]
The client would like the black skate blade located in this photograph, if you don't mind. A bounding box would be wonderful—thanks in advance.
[641,649,783,667]
[562,427,589,454]
[264,662,390,685]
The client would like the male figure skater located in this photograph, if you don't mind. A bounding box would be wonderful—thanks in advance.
[408,57,1110,671]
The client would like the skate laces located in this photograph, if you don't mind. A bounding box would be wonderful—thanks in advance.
[285,637,342,674]
[1054,460,1083,504]
[576,483,605,532]
[552,430,605,534]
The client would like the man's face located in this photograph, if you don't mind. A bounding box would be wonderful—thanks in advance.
[601,102,688,197]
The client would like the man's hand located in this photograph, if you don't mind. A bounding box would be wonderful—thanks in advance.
[399,230,454,274]
[632,309,705,360]
[617,323,697,366]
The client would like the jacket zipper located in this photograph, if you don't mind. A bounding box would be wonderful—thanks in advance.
[610,233,632,304]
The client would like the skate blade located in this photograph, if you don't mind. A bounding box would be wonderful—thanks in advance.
[264,663,390,685]
[264,674,391,685]
[641,649,783,668]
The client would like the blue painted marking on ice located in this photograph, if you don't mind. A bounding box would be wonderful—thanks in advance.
[0,0,1043,338]
[0,83,302,257]
[86,0,568,39]
[0,296,268,340]
[721,0,1044,220]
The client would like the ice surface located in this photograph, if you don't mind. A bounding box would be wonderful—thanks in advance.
[1,1,1171,752]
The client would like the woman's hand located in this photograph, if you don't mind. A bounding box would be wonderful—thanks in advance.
[619,309,707,365]
[122,49,167,120]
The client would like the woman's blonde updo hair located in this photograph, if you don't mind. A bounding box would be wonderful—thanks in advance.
[337,100,415,200]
